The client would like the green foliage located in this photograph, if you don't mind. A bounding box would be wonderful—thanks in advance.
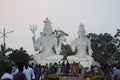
[80,73,92,80]
[113,29,120,63]
[83,73,93,78]
[61,44,74,60]
[47,74,60,80]
[87,33,118,65]
[53,29,69,38]
[91,76,105,80]
[0,60,11,77]
[0,44,12,61]
[81,74,104,80]
[53,29,69,59]
[8,47,30,64]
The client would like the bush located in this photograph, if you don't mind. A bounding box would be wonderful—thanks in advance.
[47,74,60,80]
[83,73,92,78]
[0,61,11,78]
[80,73,92,80]
[91,75,105,80]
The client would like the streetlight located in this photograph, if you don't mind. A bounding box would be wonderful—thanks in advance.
[0,28,14,60]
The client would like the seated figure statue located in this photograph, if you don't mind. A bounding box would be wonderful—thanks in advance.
[32,18,63,64]
[67,23,94,67]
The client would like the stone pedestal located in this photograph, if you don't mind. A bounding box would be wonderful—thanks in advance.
[35,59,62,65]
[67,58,91,67]
[33,54,63,65]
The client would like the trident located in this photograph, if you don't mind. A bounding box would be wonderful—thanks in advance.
[30,24,37,35]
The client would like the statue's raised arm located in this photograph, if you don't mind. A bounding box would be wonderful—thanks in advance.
[87,39,93,56]
[70,39,77,52]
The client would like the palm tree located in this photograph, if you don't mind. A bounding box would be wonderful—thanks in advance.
[0,44,12,61]
[8,47,30,64]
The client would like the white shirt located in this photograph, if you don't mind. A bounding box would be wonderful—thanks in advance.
[23,66,35,80]
[1,73,13,80]
[114,69,120,79]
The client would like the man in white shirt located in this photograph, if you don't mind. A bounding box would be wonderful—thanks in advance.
[114,63,120,80]
[23,61,35,80]
[1,66,13,80]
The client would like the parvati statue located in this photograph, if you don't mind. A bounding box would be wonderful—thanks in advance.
[67,23,94,67]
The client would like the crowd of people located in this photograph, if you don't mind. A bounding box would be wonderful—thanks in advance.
[28,61,83,80]
[0,61,82,80]
[0,61,35,80]
[90,63,120,80]
[0,60,120,80]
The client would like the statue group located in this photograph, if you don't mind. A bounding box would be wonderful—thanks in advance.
[30,18,94,67]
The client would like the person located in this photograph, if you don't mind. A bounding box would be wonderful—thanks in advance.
[23,61,35,80]
[114,63,120,80]
[106,65,113,80]
[113,64,117,80]
[56,61,62,75]
[78,62,82,74]
[93,66,99,76]
[40,66,45,80]
[67,23,94,67]
[13,64,27,80]
[32,18,63,64]
[71,61,77,74]
[34,64,40,80]
[65,61,71,74]
[61,61,65,74]
[1,66,13,80]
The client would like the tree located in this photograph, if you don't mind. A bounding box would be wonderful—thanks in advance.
[0,44,12,61]
[8,47,30,64]
[53,29,69,59]
[0,44,13,77]
[87,33,116,65]
[61,43,74,60]
[113,29,120,63]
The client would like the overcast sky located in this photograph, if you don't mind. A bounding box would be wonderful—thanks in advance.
[0,0,120,55]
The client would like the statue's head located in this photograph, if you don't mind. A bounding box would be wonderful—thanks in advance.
[78,23,86,38]
[43,18,53,36]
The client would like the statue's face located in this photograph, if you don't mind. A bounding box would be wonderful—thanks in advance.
[43,27,52,35]
[78,28,86,38]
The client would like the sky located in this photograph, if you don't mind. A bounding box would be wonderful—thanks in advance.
[0,0,120,55]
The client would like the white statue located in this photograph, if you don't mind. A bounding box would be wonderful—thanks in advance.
[30,18,63,64]
[67,23,94,67]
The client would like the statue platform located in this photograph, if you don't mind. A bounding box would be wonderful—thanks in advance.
[33,54,63,65]
[67,58,91,67]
